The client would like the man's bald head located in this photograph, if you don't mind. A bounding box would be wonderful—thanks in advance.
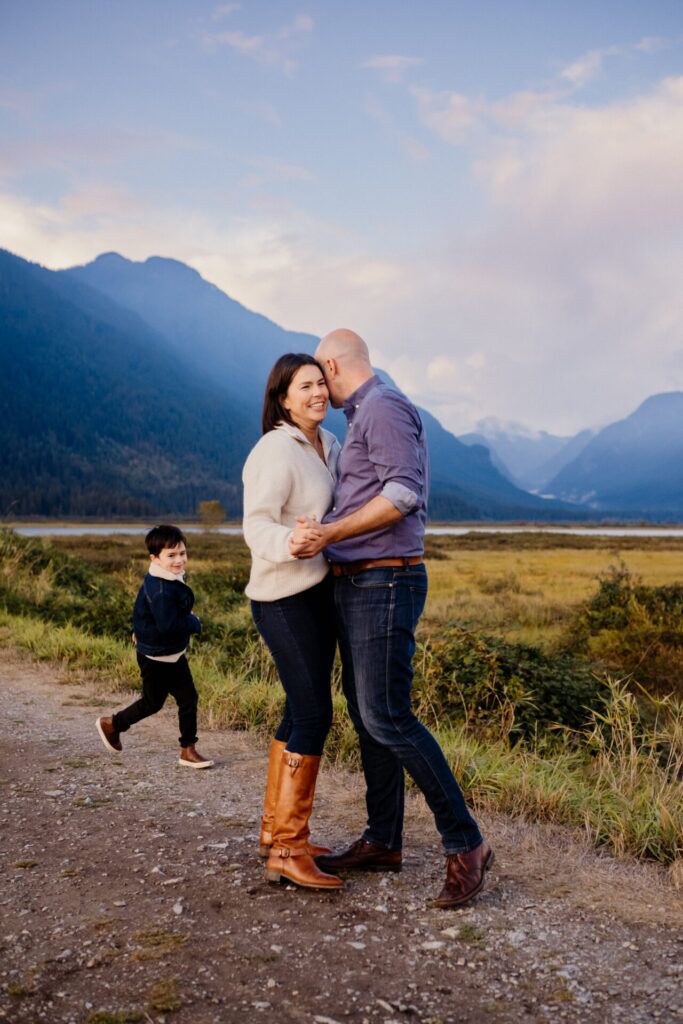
[315,328,374,407]
[316,329,371,367]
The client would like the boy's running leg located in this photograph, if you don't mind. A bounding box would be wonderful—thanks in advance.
[96,654,170,753]
[168,657,213,769]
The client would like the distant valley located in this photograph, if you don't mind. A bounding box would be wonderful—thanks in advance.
[1,247,681,520]
[459,394,683,518]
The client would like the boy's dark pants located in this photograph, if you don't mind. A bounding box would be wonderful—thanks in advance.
[113,653,198,747]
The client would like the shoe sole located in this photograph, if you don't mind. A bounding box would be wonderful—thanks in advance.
[429,848,496,909]
[316,861,402,873]
[177,759,214,769]
[95,717,121,754]
[265,870,343,890]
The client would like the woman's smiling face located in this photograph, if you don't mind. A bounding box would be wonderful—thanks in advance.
[282,364,329,431]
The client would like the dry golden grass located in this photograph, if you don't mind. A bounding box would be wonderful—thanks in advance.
[425,547,683,646]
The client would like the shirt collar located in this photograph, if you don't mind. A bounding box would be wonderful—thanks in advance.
[342,374,380,420]
[149,562,185,583]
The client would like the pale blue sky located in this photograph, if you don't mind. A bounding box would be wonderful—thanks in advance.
[2,1,683,434]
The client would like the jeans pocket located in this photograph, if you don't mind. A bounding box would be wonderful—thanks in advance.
[349,570,395,590]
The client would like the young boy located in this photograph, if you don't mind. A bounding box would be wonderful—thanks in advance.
[96,524,213,768]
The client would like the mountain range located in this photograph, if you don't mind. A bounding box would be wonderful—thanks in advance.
[2,247,681,520]
[459,419,595,492]
[458,396,683,518]
[543,392,683,515]
[1,248,582,520]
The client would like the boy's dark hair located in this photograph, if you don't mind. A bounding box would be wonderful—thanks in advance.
[261,352,325,434]
[145,524,187,556]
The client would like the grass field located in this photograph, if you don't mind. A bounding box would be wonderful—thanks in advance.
[425,542,683,645]
[1,528,681,875]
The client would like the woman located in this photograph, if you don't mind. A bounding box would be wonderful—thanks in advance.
[242,353,342,891]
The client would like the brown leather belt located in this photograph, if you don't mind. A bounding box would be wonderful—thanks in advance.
[329,556,423,577]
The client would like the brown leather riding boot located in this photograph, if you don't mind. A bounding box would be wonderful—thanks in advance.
[258,739,287,856]
[265,752,342,890]
[258,739,332,859]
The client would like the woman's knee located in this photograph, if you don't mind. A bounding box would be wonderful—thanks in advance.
[288,712,332,753]
[288,726,328,757]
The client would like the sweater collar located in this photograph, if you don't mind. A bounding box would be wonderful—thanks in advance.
[149,562,185,583]
[275,421,337,462]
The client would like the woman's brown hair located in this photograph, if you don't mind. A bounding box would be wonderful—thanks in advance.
[261,353,325,434]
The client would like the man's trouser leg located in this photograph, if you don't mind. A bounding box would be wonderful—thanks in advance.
[335,564,482,855]
[336,609,405,850]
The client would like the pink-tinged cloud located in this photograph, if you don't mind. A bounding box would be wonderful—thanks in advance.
[363,54,423,83]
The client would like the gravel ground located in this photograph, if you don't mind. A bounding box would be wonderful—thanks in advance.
[0,653,681,1024]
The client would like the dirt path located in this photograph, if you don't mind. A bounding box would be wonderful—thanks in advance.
[0,655,681,1024]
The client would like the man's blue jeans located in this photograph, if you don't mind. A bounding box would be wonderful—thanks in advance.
[334,563,483,855]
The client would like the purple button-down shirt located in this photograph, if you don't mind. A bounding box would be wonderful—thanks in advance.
[323,375,429,562]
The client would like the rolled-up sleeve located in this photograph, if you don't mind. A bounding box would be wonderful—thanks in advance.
[363,393,426,515]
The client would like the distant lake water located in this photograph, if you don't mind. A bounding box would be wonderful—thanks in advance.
[10,525,683,538]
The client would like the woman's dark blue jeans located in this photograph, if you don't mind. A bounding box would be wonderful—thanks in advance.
[334,563,483,856]
[251,574,336,756]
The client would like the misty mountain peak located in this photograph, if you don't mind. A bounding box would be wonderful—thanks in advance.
[475,417,560,443]
[93,251,130,265]
[143,255,203,280]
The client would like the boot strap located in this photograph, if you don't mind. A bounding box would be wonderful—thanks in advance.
[272,847,307,859]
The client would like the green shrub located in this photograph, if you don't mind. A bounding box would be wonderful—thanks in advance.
[414,625,604,741]
[566,564,683,694]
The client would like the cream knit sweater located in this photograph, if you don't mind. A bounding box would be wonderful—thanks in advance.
[242,422,340,601]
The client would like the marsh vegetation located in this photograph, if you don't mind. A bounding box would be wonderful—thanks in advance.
[1,528,681,875]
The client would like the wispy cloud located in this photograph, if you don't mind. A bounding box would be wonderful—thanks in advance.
[362,54,423,83]
[233,98,282,128]
[635,35,672,54]
[365,95,431,163]
[560,35,682,90]
[0,88,34,113]
[410,86,478,144]
[203,12,313,74]
[209,29,264,54]
[212,3,241,19]
[239,158,317,189]
[278,14,313,39]
[411,34,683,146]
[560,48,609,88]
[0,129,192,179]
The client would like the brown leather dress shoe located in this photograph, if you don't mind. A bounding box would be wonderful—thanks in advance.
[178,744,214,769]
[315,837,402,873]
[430,841,494,909]
[96,716,122,753]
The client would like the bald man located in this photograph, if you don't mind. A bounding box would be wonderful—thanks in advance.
[289,329,493,909]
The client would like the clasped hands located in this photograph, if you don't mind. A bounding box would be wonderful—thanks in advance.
[289,514,328,559]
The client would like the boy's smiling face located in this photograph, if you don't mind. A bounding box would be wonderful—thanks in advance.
[151,543,187,575]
